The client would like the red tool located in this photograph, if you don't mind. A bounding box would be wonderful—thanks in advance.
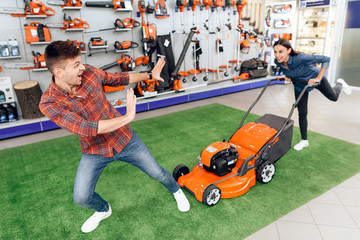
[176,0,188,83]
[6,0,55,17]
[213,0,225,7]
[24,22,51,43]
[60,14,89,30]
[136,79,159,96]
[135,56,149,66]
[201,0,213,81]
[155,0,169,18]
[116,18,140,29]
[13,51,47,70]
[99,54,135,71]
[272,4,292,13]
[85,0,133,10]
[173,77,304,206]
[67,39,86,51]
[47,0,83,8]
[236,0,247,28]
[84,18,139,34]
[114,41,139,50]
[138,0,157,52]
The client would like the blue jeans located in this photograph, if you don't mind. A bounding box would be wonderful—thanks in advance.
[73,132,180,212]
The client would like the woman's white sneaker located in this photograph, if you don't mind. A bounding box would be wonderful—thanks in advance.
[337,78,352,95]
[81,204,112,233]
[294,140,309,151]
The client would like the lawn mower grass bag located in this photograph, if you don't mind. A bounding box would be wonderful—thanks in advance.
[240,58,268,79]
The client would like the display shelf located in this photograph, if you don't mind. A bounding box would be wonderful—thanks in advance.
[30,42,51,45]
[25,15,47,19]
[114,28,131,32]
[33,68,48,72]
[62,7,82,10]
[0,77,284,140]
[115,50,129,53]
[115,9,132,12]
[296,7,329,54]
[65,28,85,32]
[0,55,21,59]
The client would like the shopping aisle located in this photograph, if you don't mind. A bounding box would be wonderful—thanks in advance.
[1,83,359,239]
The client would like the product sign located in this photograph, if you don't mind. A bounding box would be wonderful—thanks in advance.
[299,0,330,8]
[0,77,15,104]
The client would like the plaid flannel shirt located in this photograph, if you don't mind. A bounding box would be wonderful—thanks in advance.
[39,65,132,157]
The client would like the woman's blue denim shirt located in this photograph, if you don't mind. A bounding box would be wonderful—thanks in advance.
[275,53,330,92]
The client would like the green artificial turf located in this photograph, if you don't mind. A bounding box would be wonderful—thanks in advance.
[1,103,360,239]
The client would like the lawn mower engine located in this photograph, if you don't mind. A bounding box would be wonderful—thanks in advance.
[201,142,239,176]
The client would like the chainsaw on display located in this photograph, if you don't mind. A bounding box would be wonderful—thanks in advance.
[45,14,89,30]
[47,0,83,8]
[114,41,139,51]
[4,51,47,70]
[0,0,55,17]
[85,0,133,10]
[68,39,86,52]
[85,18,140,33]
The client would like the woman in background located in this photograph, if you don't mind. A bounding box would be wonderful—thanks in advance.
[273,39,352,151]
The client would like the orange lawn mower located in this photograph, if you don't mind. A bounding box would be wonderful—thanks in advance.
[173,78,319,206]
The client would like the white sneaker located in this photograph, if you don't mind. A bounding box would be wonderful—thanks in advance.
[294,140,309,151]
[173,189,190,212]
[81,204,112,233]
[337,78,352,95]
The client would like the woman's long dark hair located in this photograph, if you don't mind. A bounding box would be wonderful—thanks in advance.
[273,39,299,56]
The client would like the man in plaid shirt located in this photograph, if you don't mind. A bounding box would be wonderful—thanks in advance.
[39,41,190,233]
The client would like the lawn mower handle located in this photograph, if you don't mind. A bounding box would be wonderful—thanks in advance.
[260,79,320,159]
[233,78,284,134]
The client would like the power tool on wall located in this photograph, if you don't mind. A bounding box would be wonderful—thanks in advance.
[47,0,82,8]
[0,0,55,17]
[84,0,133,10]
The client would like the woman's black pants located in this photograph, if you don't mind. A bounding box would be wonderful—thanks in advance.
[294,77,342,140]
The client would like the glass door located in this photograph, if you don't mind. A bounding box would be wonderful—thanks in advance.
[335,0,360,88]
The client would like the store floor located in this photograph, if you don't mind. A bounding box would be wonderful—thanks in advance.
[1,83,359,239]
